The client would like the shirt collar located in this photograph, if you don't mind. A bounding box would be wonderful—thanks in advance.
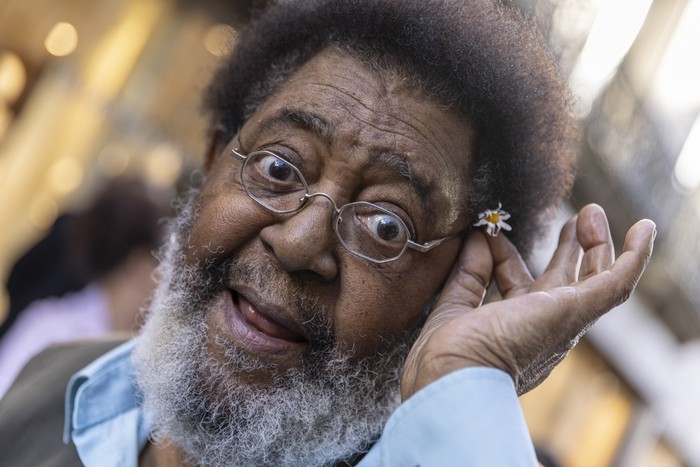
[63,339,150,465]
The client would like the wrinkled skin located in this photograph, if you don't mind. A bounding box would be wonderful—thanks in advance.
[191,47,655,398]
[142,47,656,465]
[401,204,655,399]
[188,49,474,386]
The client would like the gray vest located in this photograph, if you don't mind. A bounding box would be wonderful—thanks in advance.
[0,339,125,467]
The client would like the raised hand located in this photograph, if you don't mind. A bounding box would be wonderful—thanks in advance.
[400,204,656,400]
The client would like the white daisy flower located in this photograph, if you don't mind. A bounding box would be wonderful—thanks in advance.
[474,203,512,237]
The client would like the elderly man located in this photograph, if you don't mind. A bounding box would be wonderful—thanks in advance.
[0,0,655,466]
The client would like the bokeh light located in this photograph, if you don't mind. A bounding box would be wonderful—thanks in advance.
[0,52,27,103]
[143,142,182,187]
[48,157,84,195]
[204,23,236,57]
[44,21,79,57]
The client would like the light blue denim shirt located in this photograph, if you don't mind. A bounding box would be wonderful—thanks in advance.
[64,340,537,466]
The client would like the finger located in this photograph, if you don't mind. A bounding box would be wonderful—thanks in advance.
[518,219,656,338]
[486,233,534,298]
[577,204,615,280]
[532,215,583,291]
[577,218,656,316]
[436,231,493,310]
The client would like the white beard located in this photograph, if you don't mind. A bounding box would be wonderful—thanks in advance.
[132,191,416,466]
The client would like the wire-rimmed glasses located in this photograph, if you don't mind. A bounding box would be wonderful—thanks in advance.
[230,142,453,264]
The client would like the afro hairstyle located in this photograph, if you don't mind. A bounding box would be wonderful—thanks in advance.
[203,0,578,257]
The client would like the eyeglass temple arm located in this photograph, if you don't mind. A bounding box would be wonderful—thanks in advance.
[230,146,247,161]
[406,235,455,253]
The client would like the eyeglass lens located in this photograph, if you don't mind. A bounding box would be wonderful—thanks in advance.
[243,151,307,212]
[241,150,410,261]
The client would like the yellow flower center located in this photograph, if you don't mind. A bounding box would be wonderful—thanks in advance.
[485,212,500,224]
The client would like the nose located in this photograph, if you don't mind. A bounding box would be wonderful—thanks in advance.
[259,194,339,281]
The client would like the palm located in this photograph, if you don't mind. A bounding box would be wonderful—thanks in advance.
[401,204,655,400]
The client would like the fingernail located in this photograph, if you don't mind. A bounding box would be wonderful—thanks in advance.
[647,220,657,241]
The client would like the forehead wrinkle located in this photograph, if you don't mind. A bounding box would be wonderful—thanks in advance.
[254,107,335,145]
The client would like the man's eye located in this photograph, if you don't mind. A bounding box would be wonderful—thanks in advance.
[366,214,403,242]
[259,155,295,182]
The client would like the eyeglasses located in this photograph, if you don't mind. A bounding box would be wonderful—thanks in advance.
[230,141,453,264]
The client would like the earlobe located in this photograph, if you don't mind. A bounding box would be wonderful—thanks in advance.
[203,125,229,172]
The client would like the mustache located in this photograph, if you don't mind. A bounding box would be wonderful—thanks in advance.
[203,253,336,353]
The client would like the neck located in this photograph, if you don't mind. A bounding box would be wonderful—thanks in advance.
[139,441,191,467]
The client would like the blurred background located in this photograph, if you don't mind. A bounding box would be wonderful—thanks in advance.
[0,0,697,465]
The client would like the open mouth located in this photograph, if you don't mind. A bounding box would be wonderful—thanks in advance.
[223,288,308,354]
[236,292,307,342]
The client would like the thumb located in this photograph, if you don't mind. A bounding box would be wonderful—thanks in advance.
[434,231,494,313]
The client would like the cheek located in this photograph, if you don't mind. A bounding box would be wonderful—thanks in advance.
[332,260,450,355]
[187,172,268,263]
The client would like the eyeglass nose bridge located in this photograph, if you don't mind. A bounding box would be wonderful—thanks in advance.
[302,191,342,214]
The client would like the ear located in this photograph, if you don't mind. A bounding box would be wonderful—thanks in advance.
[203,125,228,172]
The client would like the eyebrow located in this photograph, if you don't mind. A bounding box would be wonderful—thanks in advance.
[255,107,334,145]
[371,150,432,202]
[252,107,436,224]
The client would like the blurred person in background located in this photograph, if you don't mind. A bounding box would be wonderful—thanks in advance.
[1,214,90,340]
[0,178,167,397]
